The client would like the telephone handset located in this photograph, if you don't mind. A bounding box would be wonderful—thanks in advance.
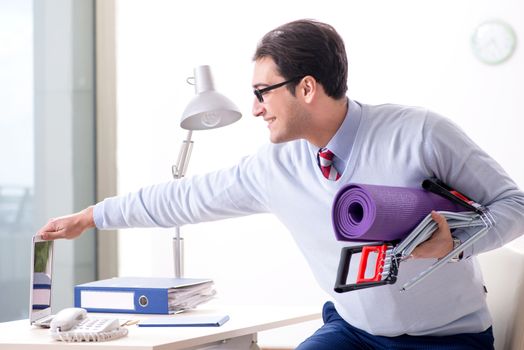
[50,307,128,342]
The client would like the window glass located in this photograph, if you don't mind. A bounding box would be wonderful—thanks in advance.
[0,0,34,322]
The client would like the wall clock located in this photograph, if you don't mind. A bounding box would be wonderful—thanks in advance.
[471,20,517,65]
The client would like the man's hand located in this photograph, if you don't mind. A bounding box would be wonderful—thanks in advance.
[410,211,454,259]
[37,206,95,240]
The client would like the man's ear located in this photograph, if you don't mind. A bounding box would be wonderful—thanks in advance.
[300,76,317,103]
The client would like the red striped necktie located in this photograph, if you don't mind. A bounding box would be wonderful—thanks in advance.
[318,148,341,181]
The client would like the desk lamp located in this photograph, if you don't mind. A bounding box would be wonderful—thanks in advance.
[172,65,241,278]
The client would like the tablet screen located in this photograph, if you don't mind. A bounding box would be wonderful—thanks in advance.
[29,236,54,324]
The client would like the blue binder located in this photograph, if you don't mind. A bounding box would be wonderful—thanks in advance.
[74,277,213,314]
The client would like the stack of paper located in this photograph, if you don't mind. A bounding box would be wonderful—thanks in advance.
[74,277,216,314]
[168,280,216,312]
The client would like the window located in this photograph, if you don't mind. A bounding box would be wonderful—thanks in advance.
[0,0,96,322]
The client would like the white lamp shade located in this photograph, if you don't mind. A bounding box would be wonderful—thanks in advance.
[181,91,241,130]
[180,65,242,130]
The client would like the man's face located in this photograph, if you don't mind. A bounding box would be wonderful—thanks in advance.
[252,57,310,144]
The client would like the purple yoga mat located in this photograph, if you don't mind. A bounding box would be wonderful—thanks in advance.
[331,183,465,242]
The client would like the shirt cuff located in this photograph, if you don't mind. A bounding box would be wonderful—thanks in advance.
[93,201,105,229]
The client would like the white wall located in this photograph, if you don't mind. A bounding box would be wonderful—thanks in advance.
[115,0,524,347]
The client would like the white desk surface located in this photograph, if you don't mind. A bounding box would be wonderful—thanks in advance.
[0,305,321,350]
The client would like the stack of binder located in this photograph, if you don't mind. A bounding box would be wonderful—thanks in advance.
[74,277,216,314]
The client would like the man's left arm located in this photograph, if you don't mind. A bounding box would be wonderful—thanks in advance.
[418,114,524,259]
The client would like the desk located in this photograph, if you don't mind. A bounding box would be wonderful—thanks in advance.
[0,306,320,349]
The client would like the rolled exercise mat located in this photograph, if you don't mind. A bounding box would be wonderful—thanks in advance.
[332,183,465,242]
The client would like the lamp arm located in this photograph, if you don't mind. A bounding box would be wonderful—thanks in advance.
[171,130,194,278]
[172,130,194,179]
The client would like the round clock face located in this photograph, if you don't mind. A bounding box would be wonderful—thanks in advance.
[471,20,517,65]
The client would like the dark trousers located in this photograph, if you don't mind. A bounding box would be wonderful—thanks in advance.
[296,302,494,350]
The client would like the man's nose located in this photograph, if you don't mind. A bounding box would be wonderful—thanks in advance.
[252,97,265,117]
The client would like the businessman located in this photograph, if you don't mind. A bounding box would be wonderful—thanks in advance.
[38,19,524,349]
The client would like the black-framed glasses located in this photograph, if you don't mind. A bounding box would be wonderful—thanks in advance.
[253,76,303,103]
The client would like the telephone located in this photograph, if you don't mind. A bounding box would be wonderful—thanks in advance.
[49,307,128,342]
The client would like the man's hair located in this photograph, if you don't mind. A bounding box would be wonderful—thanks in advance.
[253,19,348,100]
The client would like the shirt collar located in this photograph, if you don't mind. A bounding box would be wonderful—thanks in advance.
[324,98,362,165]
